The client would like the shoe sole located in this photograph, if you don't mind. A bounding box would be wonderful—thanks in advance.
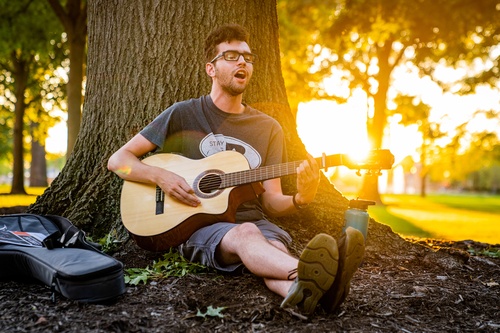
[320,227,365,312]
[281,233,339,314]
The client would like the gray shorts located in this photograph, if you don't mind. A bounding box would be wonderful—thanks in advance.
[177,219,292,273]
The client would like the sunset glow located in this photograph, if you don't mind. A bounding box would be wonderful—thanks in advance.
[297,63,500,170]
[296,95,371,159]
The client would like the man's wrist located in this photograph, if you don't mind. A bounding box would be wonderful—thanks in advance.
[292,193,309,210]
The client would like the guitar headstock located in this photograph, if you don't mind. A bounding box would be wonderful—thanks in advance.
[343,149,395,175]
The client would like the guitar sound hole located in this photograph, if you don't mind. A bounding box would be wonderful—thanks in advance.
[199,174,221,194]
[194,170,224,199]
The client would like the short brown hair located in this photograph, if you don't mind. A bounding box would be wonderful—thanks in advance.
[204,24,250,62]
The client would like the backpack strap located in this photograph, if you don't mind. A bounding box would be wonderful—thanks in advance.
[45,215,102,251]
[42,235,60,249]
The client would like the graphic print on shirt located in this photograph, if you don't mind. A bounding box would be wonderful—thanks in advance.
[199,133,262,169]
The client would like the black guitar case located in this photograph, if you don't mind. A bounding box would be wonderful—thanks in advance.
[0,214,126,303]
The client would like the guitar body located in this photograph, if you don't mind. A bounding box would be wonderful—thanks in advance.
[120,151,264,251]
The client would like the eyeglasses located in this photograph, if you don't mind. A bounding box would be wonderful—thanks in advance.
[210,50,257,64]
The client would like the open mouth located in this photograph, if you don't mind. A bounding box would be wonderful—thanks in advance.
[234,70,247,79]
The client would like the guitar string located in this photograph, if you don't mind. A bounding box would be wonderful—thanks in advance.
[198,162,303,190]
[199,153,361,189]
[158,153,386,192]
[173,154,351,190]
[164,155,345,191]
[195,157,347,189]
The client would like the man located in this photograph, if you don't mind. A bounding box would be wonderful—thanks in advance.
[108,24,364,315]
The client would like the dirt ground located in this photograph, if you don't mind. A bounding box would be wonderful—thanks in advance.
[1,206,499,332]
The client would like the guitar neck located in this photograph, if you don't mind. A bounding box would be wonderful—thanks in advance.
[220,155,343,188]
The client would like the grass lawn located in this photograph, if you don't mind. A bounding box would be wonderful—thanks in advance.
[0,185,46,207]
[369,193,500,245]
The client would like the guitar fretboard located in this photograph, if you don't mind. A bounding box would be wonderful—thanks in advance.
[220,155,344,188]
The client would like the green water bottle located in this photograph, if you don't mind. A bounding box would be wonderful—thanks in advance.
[344,199,375,240]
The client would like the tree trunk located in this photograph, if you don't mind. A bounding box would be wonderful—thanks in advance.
[65,31,85,158]
[359,42,393,203]
[30,134,48,187]
[10,53,29,195]
[420,146,427,197]
[29,0,346,242]
[420,172,427,198]
[359,84,386,203]
[46,0,88,159]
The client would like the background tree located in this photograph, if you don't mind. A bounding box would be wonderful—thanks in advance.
[0,76,14,168]
[28,105,61,187]
[29,0,348,242]
[278,0,500,202]
[0,0,63,194]
[277,0,345,114]
[462,132,500,192]
[25,47,66,187]
[438,112,500,192]
[391,94,445,197]
[46,0,87,158]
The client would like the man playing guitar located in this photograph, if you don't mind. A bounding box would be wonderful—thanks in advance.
[108,24,365,315]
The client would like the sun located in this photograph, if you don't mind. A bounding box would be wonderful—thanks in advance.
[296,99,371,160]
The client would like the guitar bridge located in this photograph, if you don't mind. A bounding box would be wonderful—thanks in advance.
[155,185,164,215]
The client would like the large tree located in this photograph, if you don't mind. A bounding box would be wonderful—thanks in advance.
[29,0,349,241]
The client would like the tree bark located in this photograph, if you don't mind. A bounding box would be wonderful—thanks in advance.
[29,0,346,242]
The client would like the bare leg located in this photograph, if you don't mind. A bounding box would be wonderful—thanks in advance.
[264,240,297,297]
[216,223,344,315]
[216,222,296,296]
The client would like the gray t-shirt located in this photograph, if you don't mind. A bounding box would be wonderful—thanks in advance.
[140,95,286,221]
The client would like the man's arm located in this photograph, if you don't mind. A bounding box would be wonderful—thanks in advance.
[107,134,200,207]
[260,155,320,217]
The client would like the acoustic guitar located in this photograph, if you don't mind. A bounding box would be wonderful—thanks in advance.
[120,149,394,251]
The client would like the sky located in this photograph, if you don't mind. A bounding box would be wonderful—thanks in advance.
[45,110,67,155]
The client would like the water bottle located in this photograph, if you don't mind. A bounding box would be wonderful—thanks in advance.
[343,199,375,240]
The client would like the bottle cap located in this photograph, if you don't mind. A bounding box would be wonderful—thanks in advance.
[349,199,376,210]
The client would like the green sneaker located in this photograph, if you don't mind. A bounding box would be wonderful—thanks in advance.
[320,227,365,313]
[281,233,339,315]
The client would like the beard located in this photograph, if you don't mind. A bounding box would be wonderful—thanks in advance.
[215,68,250,96]
[223,80,247,96]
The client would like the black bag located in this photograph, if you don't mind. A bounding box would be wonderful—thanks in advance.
[0,213,126,303]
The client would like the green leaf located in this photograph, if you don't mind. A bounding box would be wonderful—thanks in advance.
[124,268,151,285]
[123,249,213,285]
[196,306,226,318]
[468,247,500,258]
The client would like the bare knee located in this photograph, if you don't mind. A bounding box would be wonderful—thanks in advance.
[216,222,264,265]
[227,223,289,256]
[231,224,288,252]
[229,222,263,241]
